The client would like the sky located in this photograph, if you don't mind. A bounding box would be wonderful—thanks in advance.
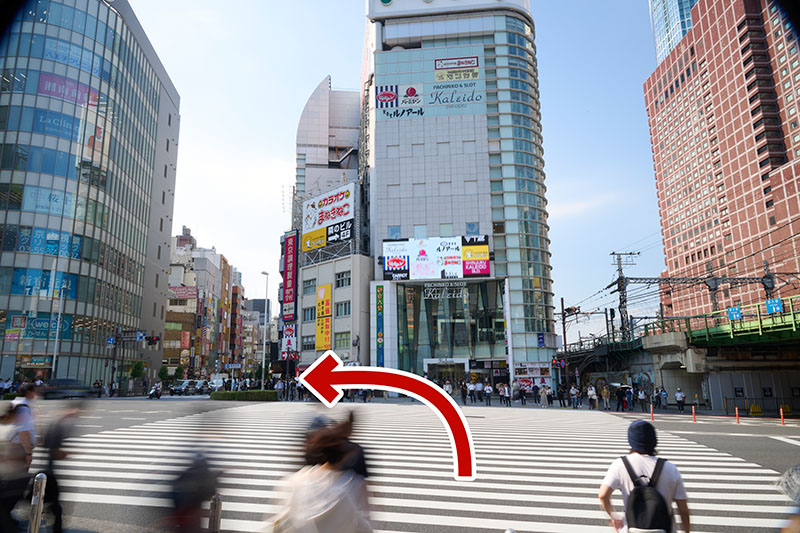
[129,0,665,342]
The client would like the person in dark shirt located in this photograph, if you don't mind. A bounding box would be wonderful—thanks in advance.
[42,402,83,533]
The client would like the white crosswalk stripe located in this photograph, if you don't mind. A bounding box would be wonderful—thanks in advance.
[31,403,796,532]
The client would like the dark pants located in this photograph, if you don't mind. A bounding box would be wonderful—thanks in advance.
[616,399,624,411]
[469,391,476,403]
[558,396,566,407]
[677,400,685,412]
[461,393,468,405]
[485,393,491,406]
[44,471,63,533]
[0,476,28,532]
[520,393,527,406]
[640,399,648,412]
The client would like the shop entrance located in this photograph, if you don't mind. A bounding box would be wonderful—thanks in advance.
[423,358,468,386]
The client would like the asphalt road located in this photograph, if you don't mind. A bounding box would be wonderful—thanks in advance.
[10,397,800,532]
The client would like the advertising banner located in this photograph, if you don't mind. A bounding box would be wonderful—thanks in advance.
[376,285,384,367]
[169,286,198,299]
[383,240,411,281]
[383,236,490,280]
[301,227,326,252]
[462,235,490,277]
[281,324,296,360]
[181,331,191,350]
[316,284,332,319]
[315,316,331,351]
[38,73,99,107]
[282,231,297,320]
[302,183,355,248]
[434,56,480,82]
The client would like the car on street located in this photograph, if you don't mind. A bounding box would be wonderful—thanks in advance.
[40,379,91,400]
[195,380,211,395]
[210,379,225,392]
[169,380,197,396]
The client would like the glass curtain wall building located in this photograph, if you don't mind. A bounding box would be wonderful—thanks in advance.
[365,0,556,387]
[0,0,179,386]
[650,0,699,62]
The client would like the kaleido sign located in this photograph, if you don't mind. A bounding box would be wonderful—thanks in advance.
[383,236,490,281]
[423,281,467,300]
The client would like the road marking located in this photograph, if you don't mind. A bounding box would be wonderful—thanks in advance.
[74,424,102,428]
[79,416,101,419]
[771,436,800,447]
[121,417,147,420]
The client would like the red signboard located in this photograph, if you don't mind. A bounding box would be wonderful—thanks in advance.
[169,286,198,299]
[181,331,191,349]
[282,231,297,321]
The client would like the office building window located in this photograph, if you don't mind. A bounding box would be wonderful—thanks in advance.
[301,335,315,351]
[334,331,351,350]
[335,301,351,317]
[302,307,316,322]
[387,225,401,240]
[335,271,351,288]
[413,224,427,239]
[439,223,454,237]
[303,278,316,295]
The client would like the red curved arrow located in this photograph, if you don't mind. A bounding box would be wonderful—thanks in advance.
[299,350,476,481]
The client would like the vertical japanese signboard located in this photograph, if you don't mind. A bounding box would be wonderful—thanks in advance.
[376,285,384,367]
[282,231,297,321]
[315,284,332,351]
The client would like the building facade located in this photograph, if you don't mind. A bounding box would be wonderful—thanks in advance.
[363,0,556,387]
[0,0,179,387]
[649,0,699,63]
[645,0,800,317]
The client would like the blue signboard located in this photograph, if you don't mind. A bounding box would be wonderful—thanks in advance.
[765,298,783,314]
[537,333,545,347]
[136,331,146,341]
[224,363,242,370]
[106,337,115,346]
[727,307,742,320]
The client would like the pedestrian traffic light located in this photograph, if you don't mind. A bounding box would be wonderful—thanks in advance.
[105,359,109,368]
[551,357,557,367]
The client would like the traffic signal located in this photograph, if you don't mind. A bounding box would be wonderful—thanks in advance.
[146,336,160,346]
[551,357,557,367]
[105,359,109,368]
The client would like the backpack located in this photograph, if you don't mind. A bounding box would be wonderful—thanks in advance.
[621,456,672,533]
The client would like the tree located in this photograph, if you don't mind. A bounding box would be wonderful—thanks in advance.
[158,365,169,382]
[130,361,144,379]
[174,366,184,380]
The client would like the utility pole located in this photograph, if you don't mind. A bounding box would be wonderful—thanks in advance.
[560,297,567,350]
[260,271,269,390]
[609,252,640,340]
[51,281,66,379]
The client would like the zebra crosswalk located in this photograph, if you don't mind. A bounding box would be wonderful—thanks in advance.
[31,402,796,532]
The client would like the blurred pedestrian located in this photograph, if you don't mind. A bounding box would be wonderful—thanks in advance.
[598,420,690,533]
[588,384,597,410]
[273,418,371,532]
[531,383,540,406]
[661,388,669,409]
[0,404,29,531]
[475,381,484,403]
[443,380,453,396]
[11,384,36,470]
[276,379,285,401]
[467,381,476,403]
[519,385,527,406]
[776,464,800,532]
[557,385,566,407]
[460,382,468,405]
[569,385,578,409]
[546,386,554,406]
[615,387,626,412]
[638,387,648,413]
[41,402,84,533]
[626,388,633,411]
[539,385,547,408]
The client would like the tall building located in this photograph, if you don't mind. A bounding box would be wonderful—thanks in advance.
[363,0,556,387]
[645,0,800,318]
[0,0,179,388]
[278,76,371,374]
[649,0,699,63]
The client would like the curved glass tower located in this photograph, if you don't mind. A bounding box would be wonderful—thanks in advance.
[0,0,178,387]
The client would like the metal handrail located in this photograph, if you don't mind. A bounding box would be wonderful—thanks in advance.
[27,473,47,533]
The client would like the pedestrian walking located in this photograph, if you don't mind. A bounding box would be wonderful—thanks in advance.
[519,385,527,406]
[484,383,493,406]
[598,420,690,533]
[615,386,626,412]
[11,384,36,470]
[468,381,476,403]
[460,381,468,405]
[652,388,661,409]
[276,380,285,400]
[638,387,648,413]
[675,388,686,413]
[546,386,554,407]
[602,385,611,410]
[475,381,484,403]
[626,388,633,411]
[42,401,83,533]
[0,404,29,531]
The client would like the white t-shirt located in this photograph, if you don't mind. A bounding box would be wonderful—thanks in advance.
[675,391,685,401]
[484,385,493,395]
[638,390,646,400]
[10,397,36,447]
[601,454,687,530]
[475,383,484,392]
[468,383,475,391]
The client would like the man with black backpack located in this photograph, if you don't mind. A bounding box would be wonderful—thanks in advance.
[598,420,691,532]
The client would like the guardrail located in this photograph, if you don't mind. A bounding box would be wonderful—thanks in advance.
[723,396,798,416]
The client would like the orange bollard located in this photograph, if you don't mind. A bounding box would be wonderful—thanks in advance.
[781,407,785,426]
[692,405,696,423]
[736,406,740,424]
[650,403,654,421]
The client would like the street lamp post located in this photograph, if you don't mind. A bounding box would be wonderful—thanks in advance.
[51,281,66,379]
[260,271,269,390]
